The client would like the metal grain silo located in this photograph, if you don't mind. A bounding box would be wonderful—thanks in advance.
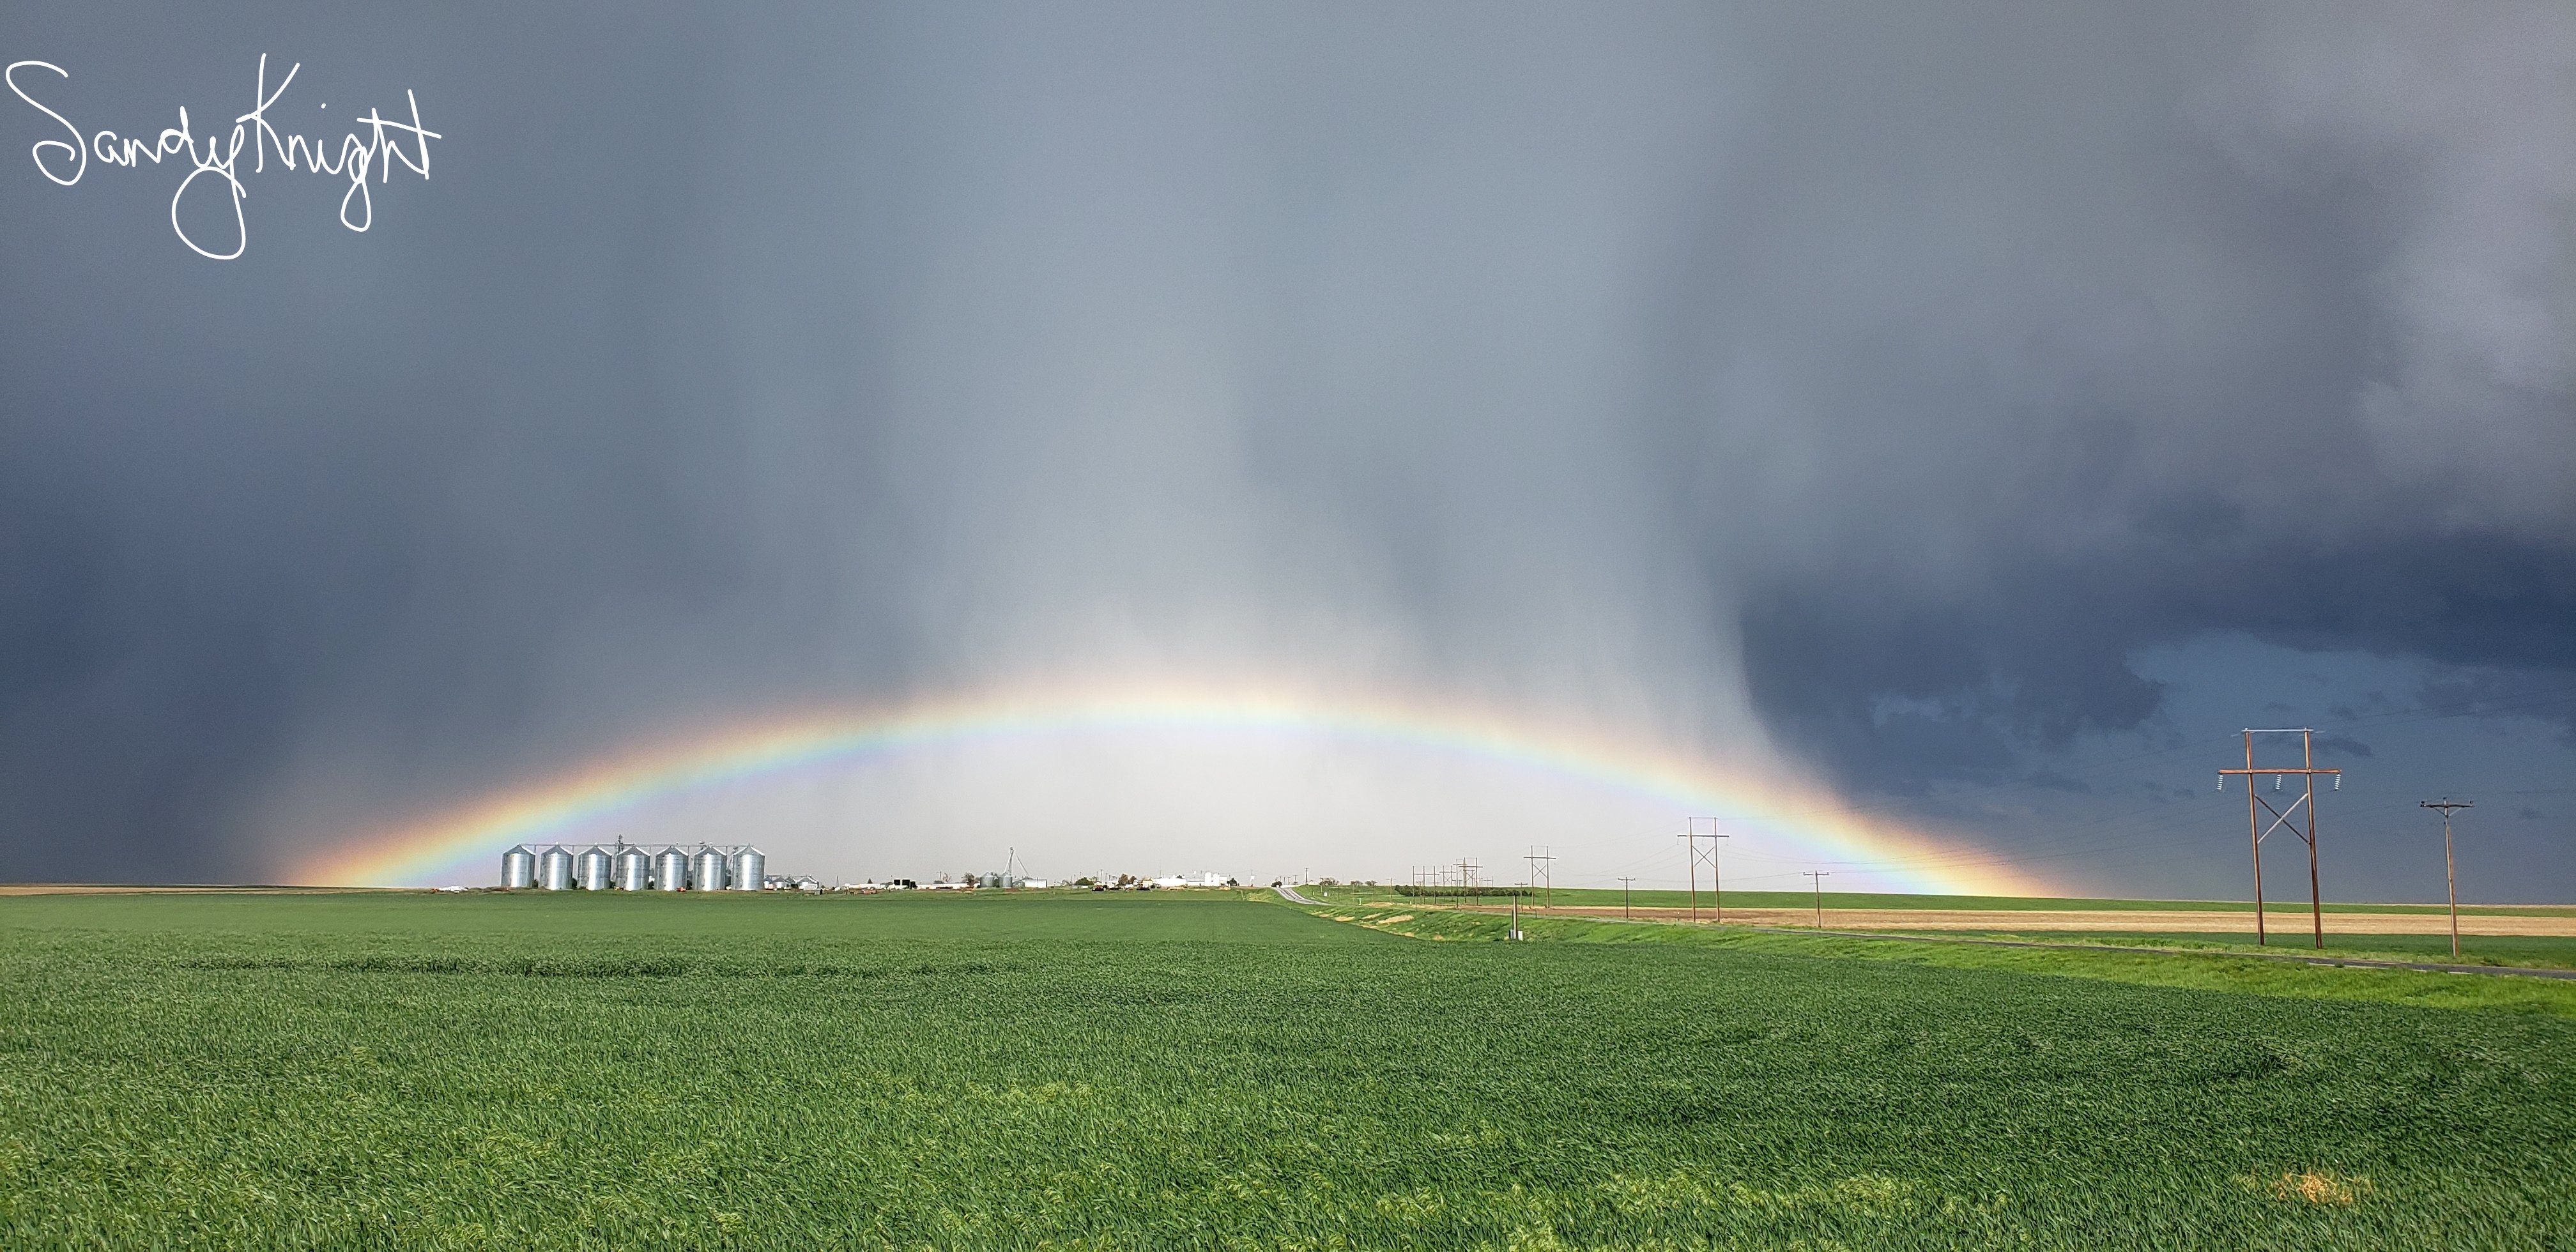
[501,846,537,890]
[691,846,728,892]
[653,846,689,890]
[576,846,613,891]
[613,845,652,892]
[730,846,765,891]
[539,846,575,891]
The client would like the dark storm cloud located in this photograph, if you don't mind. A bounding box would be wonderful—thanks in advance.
[2415,668,2576,745]
[0,3,2568,882]
[0,6,928,878]
[1668,4,2576,793]
[1737,529,2574,791]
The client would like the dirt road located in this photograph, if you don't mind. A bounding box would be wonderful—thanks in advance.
[1482,904,2576,937]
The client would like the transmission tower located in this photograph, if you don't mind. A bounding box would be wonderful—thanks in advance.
[2422,798,2474,960]
[1524,845,1556,912]
[2217,728,2342,949]
[1679,818,1728,924]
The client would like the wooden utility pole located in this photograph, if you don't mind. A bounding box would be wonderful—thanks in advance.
[2218,729,2342,949]
[2422,798,2474,960]
[1618,876,1636,920]
[1802,871,1830,928]
[1680,828,1696,923]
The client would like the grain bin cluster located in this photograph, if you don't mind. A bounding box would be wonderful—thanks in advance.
[499,843,767,891]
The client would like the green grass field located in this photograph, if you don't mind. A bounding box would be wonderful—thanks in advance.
[4,890,2572,1249]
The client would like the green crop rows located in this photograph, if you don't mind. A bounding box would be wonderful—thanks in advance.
[3,890,2570,1249]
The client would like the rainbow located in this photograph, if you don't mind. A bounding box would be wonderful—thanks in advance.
[293,683,2052,894]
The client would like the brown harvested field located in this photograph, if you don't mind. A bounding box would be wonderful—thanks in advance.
[1481,905,2576,937]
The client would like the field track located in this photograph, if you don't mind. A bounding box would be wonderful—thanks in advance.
[1747,928,2576,981]
[1478,904,2576,936]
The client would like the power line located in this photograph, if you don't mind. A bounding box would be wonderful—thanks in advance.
[1710,681,2576,874]
[1546,722,2547,897]
[2342,683,2576,729]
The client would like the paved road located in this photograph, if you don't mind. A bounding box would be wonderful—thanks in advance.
[1274,885,1320,905]
[1752,926,2576,981]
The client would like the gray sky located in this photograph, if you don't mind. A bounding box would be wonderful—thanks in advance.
[2,3,2569,899]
